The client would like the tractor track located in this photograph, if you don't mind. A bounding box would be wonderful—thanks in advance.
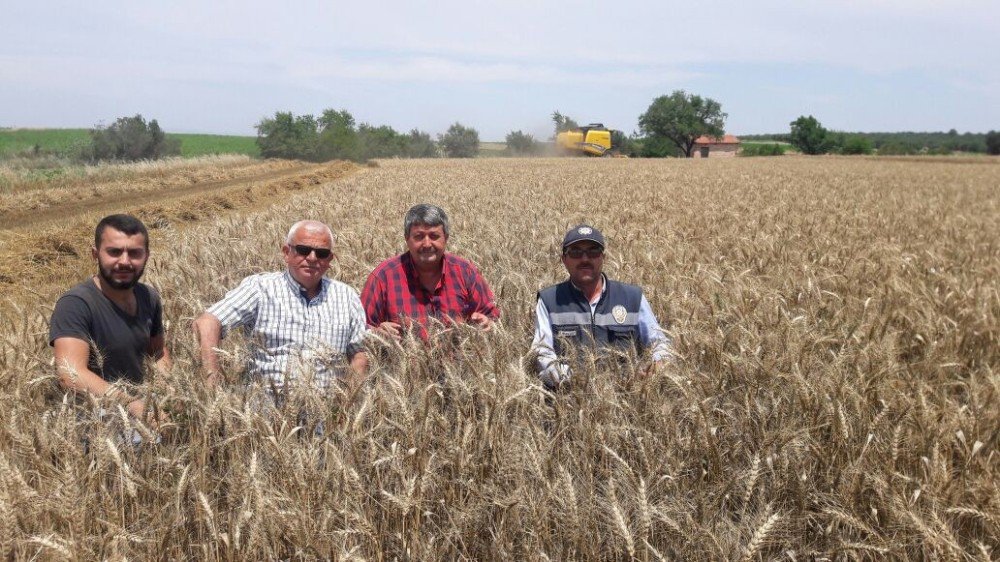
[0,162,345,232]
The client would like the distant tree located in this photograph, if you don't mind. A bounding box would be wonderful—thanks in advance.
[85,114,181,162]
[256,111,320,160]
[403,129,438,158]
[315,108,359,161]
[438,123,479,158]
[789,115,831,155]
[505,130,539,155]
[841,135,874,155]
[638,90,727,157]
[357,123,407,159]
[987,130,1000,155]
[636,135,680,158]
[551,111,579,136]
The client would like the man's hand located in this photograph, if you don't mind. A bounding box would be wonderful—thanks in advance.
[126,398,171,430]
[375,321,403,339]
[468,312,493,330]
[640,360,667,380]
[126,398,146,420]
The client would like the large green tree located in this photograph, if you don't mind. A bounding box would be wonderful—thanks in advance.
[788,115,831,155]
[85,114,181,162]
[315,108,359,161]
[438,123,479,158]
[256,112,320,160]
[638,90,726,157]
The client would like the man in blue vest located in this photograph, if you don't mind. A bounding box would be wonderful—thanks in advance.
[532,224,672,389]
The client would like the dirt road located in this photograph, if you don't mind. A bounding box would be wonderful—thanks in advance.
[0,160,362,295]
[0,162,353,232]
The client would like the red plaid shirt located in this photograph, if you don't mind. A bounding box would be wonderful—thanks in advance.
[361,252,499,334]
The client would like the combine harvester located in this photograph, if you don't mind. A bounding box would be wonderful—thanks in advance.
[555,123,624,157]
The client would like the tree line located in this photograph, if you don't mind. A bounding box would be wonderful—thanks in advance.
[751,122,999,156]
[254,109,481,161]
[20,102,996,165]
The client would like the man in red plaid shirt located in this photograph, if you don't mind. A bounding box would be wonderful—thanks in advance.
[361,203,499,339]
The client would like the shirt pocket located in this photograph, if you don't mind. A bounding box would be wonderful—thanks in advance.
[607,325,639,347]
[256,308,301,348]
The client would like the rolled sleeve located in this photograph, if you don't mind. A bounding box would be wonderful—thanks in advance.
[637,295,673,363]
[531,298,569,387]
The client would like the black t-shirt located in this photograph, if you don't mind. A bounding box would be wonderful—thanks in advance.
[49,280,164,384]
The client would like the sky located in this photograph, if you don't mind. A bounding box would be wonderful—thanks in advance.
[2,1,998,140]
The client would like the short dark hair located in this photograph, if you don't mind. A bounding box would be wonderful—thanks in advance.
[403,203,449,238]
[94,214,149,250]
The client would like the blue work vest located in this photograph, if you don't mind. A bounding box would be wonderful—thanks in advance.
[538,279,644,357]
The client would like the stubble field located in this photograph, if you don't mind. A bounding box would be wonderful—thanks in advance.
[0,156,998,560]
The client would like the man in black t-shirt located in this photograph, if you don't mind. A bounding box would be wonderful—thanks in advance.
[49,214,170,422]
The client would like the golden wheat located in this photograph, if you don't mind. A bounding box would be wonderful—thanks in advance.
[0,156,996,559]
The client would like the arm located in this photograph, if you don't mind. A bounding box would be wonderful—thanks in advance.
[349,351,368,376]
[346,292,370,380]
[194,275,261,385]
[361,270,403,338]
[53,337,146,419]
[466,263,500,327]
[531,298,569,388]
[637,295,674,365]
[148,296,171,372]
[150,333,172,372]
[192,312,224,387]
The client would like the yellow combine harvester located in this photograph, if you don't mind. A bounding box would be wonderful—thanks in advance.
[555,123,620,156]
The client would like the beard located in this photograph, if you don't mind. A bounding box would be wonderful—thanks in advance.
[98,262,145,290]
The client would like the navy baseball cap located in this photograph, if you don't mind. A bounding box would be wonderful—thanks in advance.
[562,224,605,250]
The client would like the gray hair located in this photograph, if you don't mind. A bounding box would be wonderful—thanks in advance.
[285,220,335,245]
[403,203,449,238]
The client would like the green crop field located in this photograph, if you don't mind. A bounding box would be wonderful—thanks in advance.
[0,128,91,156]
[0,128,259,158]
[172,133,259,157]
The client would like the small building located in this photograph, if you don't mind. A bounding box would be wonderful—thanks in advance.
[692,134,740,158]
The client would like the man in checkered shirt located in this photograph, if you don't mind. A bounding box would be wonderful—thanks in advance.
[362,203,499,340]
[194,220,368,391]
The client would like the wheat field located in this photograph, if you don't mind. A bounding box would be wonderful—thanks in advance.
[1,156,997,560]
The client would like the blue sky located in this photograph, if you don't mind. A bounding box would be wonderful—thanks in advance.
[2,1,997,140]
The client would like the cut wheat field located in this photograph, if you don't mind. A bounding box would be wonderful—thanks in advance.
[1,156,998,560]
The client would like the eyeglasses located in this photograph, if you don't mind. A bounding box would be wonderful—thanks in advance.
[564,247,604,259]
[292,244,332,259]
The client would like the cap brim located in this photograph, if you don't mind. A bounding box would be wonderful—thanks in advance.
[563,237,605,249]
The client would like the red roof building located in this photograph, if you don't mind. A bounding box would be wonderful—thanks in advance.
[692,134,740,158]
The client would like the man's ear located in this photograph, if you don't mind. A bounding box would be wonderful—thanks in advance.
[91,246,98,260]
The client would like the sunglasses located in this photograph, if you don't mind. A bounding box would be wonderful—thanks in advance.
[292,244,332,259]
[564,247,604,259]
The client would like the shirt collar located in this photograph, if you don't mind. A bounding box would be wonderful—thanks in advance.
[283,269,327,301]
[401,252,449,282]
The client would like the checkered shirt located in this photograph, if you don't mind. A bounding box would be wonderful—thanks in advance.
[207,271,367,389]
[361,252,499,337]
